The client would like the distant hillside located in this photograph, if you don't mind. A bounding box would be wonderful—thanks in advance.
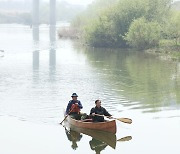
[172,1,180,11]
[56,1,85,22]
[0,1,31,12]
[0,1,85,24]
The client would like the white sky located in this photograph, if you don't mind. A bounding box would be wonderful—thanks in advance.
[41,0,95,6]
[0,0,95,6]
[0,0,179,6]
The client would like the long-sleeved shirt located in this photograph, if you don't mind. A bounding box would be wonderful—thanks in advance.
[66,100,83,114]
[90,106,111,122]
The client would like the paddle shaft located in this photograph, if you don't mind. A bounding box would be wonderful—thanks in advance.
[60,106,75,125]
[94,114,132,124]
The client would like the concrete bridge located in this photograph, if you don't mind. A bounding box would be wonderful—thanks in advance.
[32,0,56,77]
[32,0,56,41]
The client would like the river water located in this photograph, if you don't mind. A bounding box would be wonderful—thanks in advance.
[0,24,180,154]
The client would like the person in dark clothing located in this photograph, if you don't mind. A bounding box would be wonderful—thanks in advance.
[66,93,83,120]
[90,100,112,122]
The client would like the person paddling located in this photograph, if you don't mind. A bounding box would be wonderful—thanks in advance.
[90,100,112,122]
[66,93,83,120]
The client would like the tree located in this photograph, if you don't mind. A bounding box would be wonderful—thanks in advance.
[71,0,173,48]
[165,11,180,46]
[124,17,161,49]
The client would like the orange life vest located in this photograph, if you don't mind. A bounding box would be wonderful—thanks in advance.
[70,104,80,113]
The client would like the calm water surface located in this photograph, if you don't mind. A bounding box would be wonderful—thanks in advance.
[0,24,180,154]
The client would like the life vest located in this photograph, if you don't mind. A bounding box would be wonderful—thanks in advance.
[70,103,80,113]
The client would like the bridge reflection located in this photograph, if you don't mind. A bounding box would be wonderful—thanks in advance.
[32,25,56,82]
[32,0,56,80]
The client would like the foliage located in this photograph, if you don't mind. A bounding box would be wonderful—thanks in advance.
[144,0,172,22]
[164,11,180,46]
[124,17,161,49]
[83,8,117,47]
[72,0,173,48]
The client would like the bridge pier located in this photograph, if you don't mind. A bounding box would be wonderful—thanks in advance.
[49,0,56,41]
[32,0,39,41]
[50,0,56,26]
[49,0,56,75]
[32,0,56,77]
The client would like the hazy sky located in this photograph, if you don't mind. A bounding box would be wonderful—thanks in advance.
[0,0,179,6]
[47,0,94,5]
[59,0,94,5]
[0,0,94,6]
[2,0,95,6]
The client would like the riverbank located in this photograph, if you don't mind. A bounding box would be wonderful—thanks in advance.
[145,40,180,61]
[57,27,180,62]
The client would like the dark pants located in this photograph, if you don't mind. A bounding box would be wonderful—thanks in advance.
[69,113,81,120]
[70,112,87,120]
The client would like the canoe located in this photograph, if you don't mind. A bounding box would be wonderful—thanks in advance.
[65,115,117,134]
[66,125,117,149]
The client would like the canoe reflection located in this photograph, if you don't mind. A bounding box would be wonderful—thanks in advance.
[89,138,108,154]
[65,125,117,149]
[65,126,132,153]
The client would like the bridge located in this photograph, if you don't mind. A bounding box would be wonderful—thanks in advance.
[32,0,56,41]
[32,0,56,78]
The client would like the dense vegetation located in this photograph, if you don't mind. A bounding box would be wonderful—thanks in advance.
[71,0,180,50]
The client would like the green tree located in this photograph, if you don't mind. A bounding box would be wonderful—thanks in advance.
[83,8,117,47]
[145,0,172,22]
[165,11,180,46]
[71,0,172,48]
[124,17,161,49]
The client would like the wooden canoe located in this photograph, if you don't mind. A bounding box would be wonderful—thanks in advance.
[65,115,117,134]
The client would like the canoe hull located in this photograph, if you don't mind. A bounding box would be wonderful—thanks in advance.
[66,116,117,134]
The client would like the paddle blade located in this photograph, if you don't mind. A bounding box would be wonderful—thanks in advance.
[116,118,132,124]
[117,136,132,142]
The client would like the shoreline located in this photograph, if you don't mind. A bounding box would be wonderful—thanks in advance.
[57,27,180,62]
[145,46,180,62]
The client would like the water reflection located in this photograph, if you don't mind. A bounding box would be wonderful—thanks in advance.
[32,25,39,72]
[64,126,132,153]
[89,136,132,154]
[33,50,39,70]
[49,46,56,81]
[0,50,4,58]
[49,25,56,42]
[89,138,108,154]
[65,128,82,150]
[65,127,116,152]
[32,26,39,83]
[49,25,56,81]
[32,26,39,41]
[32,24,57,82]
[76,46,180,113]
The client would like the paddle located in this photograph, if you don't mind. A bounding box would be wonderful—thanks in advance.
[117,136,132,142]
[60,106,75,125]
[94,114,132,124]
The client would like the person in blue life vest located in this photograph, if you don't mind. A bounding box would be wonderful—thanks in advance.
[90,100,112,122]
[66,93,83,120]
